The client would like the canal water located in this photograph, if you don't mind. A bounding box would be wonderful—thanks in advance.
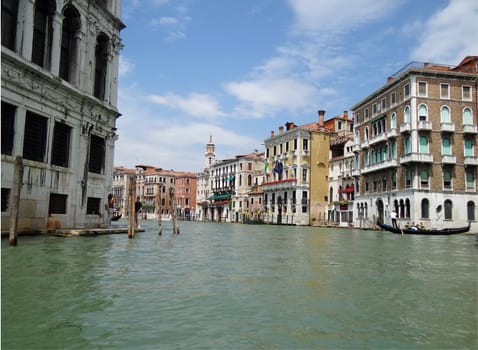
[2,221,477,349]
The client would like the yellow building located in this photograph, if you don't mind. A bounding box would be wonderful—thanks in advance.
[263,111,330,225]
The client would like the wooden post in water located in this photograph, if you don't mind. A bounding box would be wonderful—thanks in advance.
[170,187,179,234]
[9,156,24,246]
[128,176,136,238]
[156,183,162,235]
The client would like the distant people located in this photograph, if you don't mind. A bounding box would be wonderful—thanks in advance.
[409,222,418,231]
[135,196,143,228]
[418,222,425,230]
[390,210,398,228]
[105,194,114,228]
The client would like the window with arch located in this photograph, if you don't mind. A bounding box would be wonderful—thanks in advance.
[32,0,56,68]
[467,201,475,221]
[444,199,453,220]
[365,126,369,140]
[404,136,411,154]
[463,107,473,125]
[60,5,81,83]
[1,0,18,50]
[391,141,396,159]
[391,112,397,129]
[466,169,475,190]
[440,106,451,123]
[443,168,452,189]
[247,174,252,186]
[421,198,429,218]
[442,137,451,155]
[464,139,473,157]
[420,169,429,188]
[399,199,405,218]
[405,198,410,218]
[354,131,360,144]
[391,171,397,190]
[94,33,109,99]
[404,106,411,123]
[418,104,428,121]
[419,136,428,153]
[405,170,412,188]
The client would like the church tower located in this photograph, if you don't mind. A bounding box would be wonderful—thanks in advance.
[205,135,216,170]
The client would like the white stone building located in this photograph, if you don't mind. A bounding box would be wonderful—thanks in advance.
[1,0,125,231]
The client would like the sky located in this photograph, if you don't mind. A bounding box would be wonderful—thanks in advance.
[115,0,478,172]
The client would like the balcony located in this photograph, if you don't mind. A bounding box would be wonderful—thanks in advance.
[352,168,361,177]
[418,120,432,131]
[387,128,398,138]
[262,178,298,190]
[440,122,455,133]
[369,133,387,146]
[400,122,411,133]
[441,155,456,164]
[352,144,361,152]
[463,124,478,134]
[464,156,478,166]
[400,152,433,164]
[360,140,369,149]
[361,159,398,174]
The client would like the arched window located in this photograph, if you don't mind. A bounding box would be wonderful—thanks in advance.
[418,104,428,121]
[444,199,453,220]
[467,201,475,221]
[247,174,252,186]
[404,106,411,123]
[443,169,452,189]
[405,198,410,218]
[463,108,473,125]
[464,139,474,157]
[421,198,429,218]
[32,0,56,68]
[404,137,411,154]
[442,137,451,155]
[466,169,475,190]
[391,141,396,159]
[391,113,397,129]
[419,136,428,153]
[365,126,369,140]
[94,33,109,99]
[405,170,412,188]
[60,5,81,83]
[420,170,429,188]
[1,0,19,50]
[399,199,405,218]
[440,106,451,123]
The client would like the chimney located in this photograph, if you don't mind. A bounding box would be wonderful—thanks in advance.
[343,111,348,119]
[279,126,284,134]
[387,76,394,83]
[318,110,325,127]
[271,130,275,137]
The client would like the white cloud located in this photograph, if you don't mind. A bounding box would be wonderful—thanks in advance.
[225,78,318,118]
[119,56,135,77]
[147,92,225,118]
[288,0,400,33]
[115,87,260,170]
[410,0,478,64]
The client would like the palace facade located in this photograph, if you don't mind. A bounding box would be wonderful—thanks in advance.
[1,0,124,231]
[351,57,478,231]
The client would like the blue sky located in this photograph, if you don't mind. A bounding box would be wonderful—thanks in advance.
[115,0,477,172]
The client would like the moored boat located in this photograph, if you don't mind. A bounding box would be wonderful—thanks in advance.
[377,220,470,235]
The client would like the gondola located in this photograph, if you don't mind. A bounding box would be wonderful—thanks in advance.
[377,220,470,235]
[111,212,122,221]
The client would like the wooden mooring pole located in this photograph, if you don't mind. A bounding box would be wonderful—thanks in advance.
[156,184,162,235]
[128,176,136,239]
[9,156,24,246]
[170,187,179,234]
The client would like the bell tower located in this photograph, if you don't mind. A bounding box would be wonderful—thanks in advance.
[205,135,216,170]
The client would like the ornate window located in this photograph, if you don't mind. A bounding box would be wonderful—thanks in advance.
[60,5,81,83]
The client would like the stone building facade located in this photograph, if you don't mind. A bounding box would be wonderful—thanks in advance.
[1,0,125,231]
[263,111,330,226]
[351,57,478,231]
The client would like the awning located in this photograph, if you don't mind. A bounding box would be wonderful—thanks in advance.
[339,185,354,193]
[208,193,232,201]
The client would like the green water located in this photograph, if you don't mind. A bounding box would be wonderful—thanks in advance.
[2,221,477,349]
